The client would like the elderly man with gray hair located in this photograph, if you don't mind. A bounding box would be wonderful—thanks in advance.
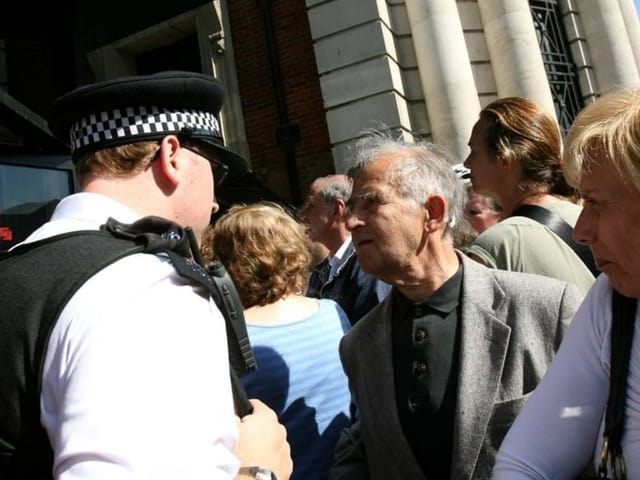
[330,130,583,480]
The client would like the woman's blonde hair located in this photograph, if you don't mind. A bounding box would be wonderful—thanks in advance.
[564,88,640,193]
[209,202,312,308]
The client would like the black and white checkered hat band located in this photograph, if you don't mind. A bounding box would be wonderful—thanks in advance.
[69,106,221,152]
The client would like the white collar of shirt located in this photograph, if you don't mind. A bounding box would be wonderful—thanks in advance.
[22,192,142,244]
[328,237,352,280]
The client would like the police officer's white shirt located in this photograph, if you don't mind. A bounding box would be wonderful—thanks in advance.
[21,192,239,479]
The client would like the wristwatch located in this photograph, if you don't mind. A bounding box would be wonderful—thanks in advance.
[237,466,278,480]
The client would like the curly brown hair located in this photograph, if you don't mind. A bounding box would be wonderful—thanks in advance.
[209,202,313,308]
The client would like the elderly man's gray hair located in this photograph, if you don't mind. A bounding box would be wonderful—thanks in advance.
[348,129,466,236]
[311,174,353,205]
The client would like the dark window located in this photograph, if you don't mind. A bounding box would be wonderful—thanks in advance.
[0,161,72,211]
[0,158,74,248]
[136,34,201,74]
[530,0,584,134]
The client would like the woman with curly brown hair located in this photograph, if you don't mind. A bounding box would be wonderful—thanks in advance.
[206,202,352,480]
[463,96,596,294]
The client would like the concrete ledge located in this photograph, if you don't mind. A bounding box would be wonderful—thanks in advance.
[307,0,390,39]
[320,56,404,108]
[326,91,410,144]
[313,21,395,73]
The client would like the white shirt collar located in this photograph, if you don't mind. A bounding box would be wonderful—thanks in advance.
[328,237,352,278]
[22,192,142,243]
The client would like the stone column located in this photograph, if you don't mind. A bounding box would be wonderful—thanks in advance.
[405,0,480,161]
[578,0,640,91]
[618,0,640,77]
[477,0,556,117]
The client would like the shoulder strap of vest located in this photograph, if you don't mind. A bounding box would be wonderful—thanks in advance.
[0,229,147,477]
[0,217,256,476]
[102,216,256,415]
[5,216,255,413]
[205,259,257,375]
[2,229,148,392]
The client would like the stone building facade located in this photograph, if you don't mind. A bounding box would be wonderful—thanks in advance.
[305,0,640,169]
[73,0,640,200]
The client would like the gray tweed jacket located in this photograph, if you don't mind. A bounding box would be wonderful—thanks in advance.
[331,253,584,480]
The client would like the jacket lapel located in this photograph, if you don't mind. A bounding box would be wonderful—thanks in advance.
[451,255,511,479]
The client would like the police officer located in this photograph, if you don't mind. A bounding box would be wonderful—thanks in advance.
[0,71,291,480]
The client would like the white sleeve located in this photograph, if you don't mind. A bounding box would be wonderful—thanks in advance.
[492,275,612,480]
[42,254,240,479]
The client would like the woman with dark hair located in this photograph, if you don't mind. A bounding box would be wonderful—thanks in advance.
[464,96,595,294]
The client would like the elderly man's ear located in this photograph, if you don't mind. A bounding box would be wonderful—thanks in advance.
[424,195,447,232]
[334,198,348,220]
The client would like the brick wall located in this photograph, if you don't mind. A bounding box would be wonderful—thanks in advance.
[227,0,335,205]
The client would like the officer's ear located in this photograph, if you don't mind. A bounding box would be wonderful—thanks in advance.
[156,136,182,187]
[424,195,446,233]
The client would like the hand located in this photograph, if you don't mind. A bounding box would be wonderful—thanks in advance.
[235,399,292,480]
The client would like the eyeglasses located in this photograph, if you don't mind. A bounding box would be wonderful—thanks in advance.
[181,140,230,187]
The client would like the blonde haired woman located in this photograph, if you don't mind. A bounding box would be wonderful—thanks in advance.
[493,88,640,479]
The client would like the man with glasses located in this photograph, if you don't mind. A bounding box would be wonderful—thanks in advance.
[330,130,582,480]
[0,71,291,479]
[299,174,391,325]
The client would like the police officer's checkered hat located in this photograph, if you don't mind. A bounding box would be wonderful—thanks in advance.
[48,70,248,179]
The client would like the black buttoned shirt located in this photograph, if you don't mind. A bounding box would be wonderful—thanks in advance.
[391,266,463,479]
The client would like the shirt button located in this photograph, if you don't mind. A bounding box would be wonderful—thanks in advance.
[414,329,426,343]
[414,362,427,376]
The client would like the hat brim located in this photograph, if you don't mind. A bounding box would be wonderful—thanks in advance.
[198,136,250,182]
[48,71,250,179]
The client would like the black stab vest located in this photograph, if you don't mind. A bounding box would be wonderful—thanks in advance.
[0,218,253,478]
